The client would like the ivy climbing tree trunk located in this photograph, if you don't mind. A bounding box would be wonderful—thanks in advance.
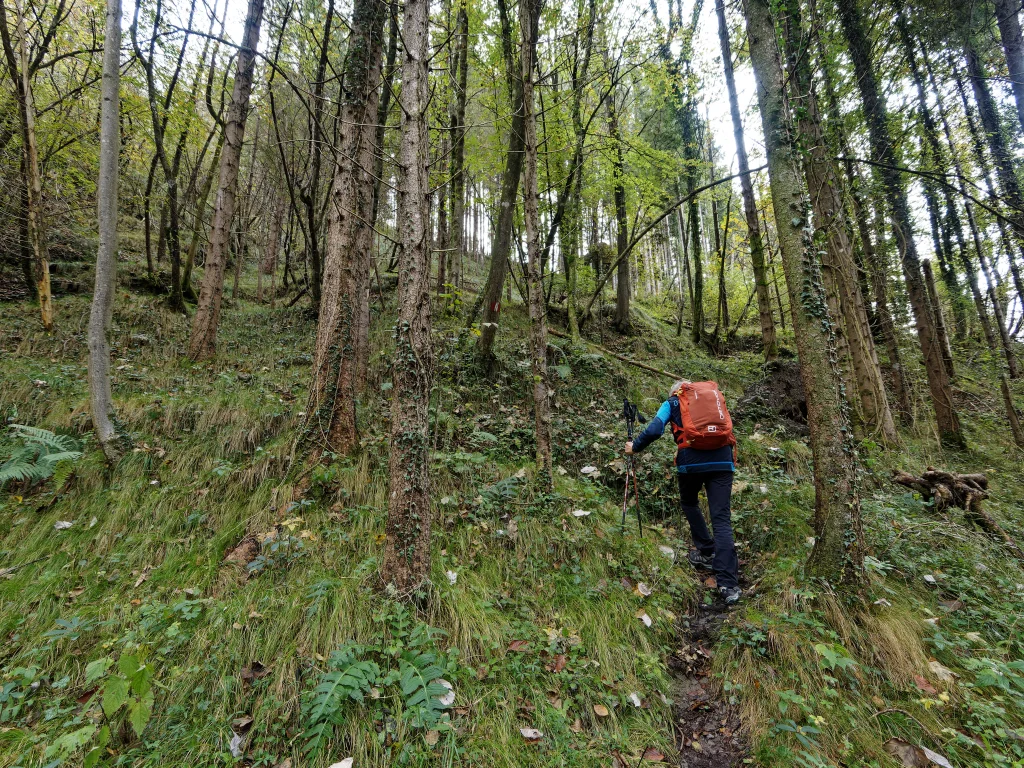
[381,0,434,595]
[188,0,265,359]
[744,0,863,586]
[88,0,128,462]
[521,0,552,482]
[716,0,776,359]
[837,0,962,447]
[305,0,388,457]
[783,0,897,444]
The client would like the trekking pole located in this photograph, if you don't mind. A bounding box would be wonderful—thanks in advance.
[621,398,646,537]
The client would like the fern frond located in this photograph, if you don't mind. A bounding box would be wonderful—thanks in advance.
[9,425,80,453]
[300,643,380,757]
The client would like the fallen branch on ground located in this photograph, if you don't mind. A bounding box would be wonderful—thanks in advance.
[548,327,683,382]
[891,468,1023,561]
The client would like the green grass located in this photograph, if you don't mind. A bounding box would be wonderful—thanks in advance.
[1,268,1024,767]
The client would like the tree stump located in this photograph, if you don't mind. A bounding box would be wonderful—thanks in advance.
[891,468,1023,561]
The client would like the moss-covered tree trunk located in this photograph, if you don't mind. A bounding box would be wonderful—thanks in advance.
[994,0,1024,136]
[381,0,433,595]
[608,91,631,333]
[305,0,388,457]
[743,0,863,586]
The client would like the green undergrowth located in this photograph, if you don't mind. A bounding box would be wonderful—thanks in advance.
[2,277,1023,768]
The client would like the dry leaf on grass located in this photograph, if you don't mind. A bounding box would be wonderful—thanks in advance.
[913,675,938,695]
[327,760,354,768]
[884,738,952,767]
[642,747,666,762]
[593,704,610,717]
[520,727,543,741]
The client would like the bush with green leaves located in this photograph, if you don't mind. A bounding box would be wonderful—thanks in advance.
[0,424,82,489]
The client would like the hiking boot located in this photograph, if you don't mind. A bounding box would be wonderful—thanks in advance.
[719,586,742,605]
[687,550,714,571]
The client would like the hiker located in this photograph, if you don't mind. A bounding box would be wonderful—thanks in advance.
[625,380,741,604]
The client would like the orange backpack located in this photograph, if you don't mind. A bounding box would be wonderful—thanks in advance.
[669,381,736,451]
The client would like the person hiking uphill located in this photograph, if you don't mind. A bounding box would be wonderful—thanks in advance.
[625,379,742,605]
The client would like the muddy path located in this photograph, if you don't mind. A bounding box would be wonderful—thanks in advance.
[668,574,750,766]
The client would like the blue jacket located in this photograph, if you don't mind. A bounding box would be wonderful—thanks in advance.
[631,397,735,473]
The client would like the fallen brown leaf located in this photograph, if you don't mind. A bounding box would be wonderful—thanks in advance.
[913,675,938,695]
[593,703,610,717]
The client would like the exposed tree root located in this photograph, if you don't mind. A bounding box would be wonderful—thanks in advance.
[891,468,1024,561]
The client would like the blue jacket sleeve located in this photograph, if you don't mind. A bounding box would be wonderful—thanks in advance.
[631,401,671,453]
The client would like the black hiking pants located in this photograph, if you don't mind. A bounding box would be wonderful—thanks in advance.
[678,471,739,589]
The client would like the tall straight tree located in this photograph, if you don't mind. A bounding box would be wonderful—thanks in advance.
[381,0,433,594]
[188,0,265,360]
[475,0,535,360]
[448,0,470,289]
[836,0,962,446]
[743,0,863,585]
[520,0,551,480]
[305,0,388,457]
[88,0,128,462]
[783,0,897,443]
[715,0,776,359]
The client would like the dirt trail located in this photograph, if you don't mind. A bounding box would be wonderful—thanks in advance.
[668,578,749,766]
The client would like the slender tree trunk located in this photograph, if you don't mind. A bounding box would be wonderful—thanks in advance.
[259,196,284,304]
[716,0,775,358]
[922,261,955,379]
[743,0,862,585]
[475,0,535,360]
[88,0,127,462]
[183,132,224,301]
[381,0,433,595]
[305,0,388,456]
[838,0,962,446]
[188,0,264,359]
[371,4,399,230]
[994,0,1024,136]
[449,0,470,289]
[232,118,261,299]
[521,0,551,481]
[608,92,631,333]
[1,0,52,329]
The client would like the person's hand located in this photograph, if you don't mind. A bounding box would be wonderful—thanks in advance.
[624,441,634,455]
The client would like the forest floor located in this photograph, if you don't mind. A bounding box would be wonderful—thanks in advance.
[1,262,1024,768]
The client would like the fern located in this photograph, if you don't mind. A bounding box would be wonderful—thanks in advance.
[398,649,450,729]
[0,425,82,489]
[300,643,380,757]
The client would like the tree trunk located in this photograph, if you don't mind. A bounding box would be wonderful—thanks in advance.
[922,260,955,379]
[449,0,470,289]
[232,117,261,300]
[608,92,631,333]
[837,0,962,446]
[716,0,775,359]
[784,0,897,443]
[994,0,1024,136]
[182,132,224,302]
[259,195,285,304]
[188,0,264,360]
[0,0,52,329]
[474,0,535,360]
[381,0,433,595]
[88,0,127,462]
[743,0,862,586]
[521,0,551,481]
[305,0,388,456]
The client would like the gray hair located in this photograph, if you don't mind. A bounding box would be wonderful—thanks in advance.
[670,379,690,397]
